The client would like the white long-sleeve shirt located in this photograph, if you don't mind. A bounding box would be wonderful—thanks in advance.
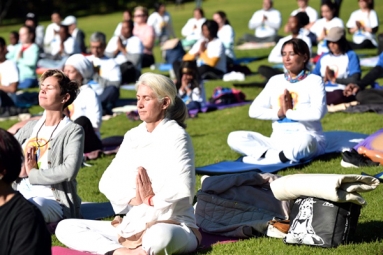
[69,84,102,130]
[248,8,281,38]
[181,17,206,41]
[99,119,197,230]
[249,74,326,142]
[268,34,312,64]
[218,24,236,60]
[147,11,175,39]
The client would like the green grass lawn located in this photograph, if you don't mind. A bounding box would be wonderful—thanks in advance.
[1,0,383,254]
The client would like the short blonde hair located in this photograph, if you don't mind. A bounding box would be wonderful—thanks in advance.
[134,6,148,16]
[135,72,187,128]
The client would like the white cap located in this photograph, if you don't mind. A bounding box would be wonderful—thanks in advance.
[61,15,77,26]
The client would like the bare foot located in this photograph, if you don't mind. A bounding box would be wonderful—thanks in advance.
[113,247,147,255]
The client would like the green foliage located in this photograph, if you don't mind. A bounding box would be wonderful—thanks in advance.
[1,0,383,253]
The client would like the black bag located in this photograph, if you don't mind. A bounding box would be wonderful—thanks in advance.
[284,197,361,248]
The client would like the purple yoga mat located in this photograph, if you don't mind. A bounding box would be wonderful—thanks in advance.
[354,128,383,152]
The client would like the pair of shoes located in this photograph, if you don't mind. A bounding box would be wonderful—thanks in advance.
[341,149,380,168]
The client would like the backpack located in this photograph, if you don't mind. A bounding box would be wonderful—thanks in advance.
[209,87,246,105]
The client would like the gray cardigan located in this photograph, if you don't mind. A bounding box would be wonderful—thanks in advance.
[15,120,84,219]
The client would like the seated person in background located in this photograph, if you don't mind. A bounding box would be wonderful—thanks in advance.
[258,12,312,81]
[183,20,226,80]
[61,15,87,54]
[56,73,200,255]
[38,24,81,69]
[132,6,156,68]
[0,37,20,112]
[14,69,84,223]
[64,54,103,153]
[25,13,44,51]
[0,128,51,255]
[238,0,282,44]
[105,20,143,84]
[310,0,344,56]
[312,27,361,105]
[87,32,122,116]
[7,31,19,54]
[346,0,378,50]
[113,9,132,37]
[344,51,383,105]
[43,11,61,54]
[213,11,236,63]
[176,60,206,111]
[147,2,176,45]
[228,38,326,164]
[6,26,39,89]
[289,0,318,30]
[181,7,206,48]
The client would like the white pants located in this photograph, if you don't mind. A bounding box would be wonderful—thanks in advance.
[228,131,324,163]
[56,219,198,255]
[28,197,63,223]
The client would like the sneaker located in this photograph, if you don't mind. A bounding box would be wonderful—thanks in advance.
[341,149,380,168]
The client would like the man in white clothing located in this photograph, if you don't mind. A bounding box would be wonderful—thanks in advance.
[43,11,61,55]
[105,20,143,87]
[86,32,122,115]
[61,15,86,54]
[238,0,282,44]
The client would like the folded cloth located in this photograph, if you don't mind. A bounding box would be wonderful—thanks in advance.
[270,174,380,206]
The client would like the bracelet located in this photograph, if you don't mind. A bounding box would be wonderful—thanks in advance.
[147,195,154,206]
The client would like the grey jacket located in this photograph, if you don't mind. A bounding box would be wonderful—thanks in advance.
[15,120,84,219]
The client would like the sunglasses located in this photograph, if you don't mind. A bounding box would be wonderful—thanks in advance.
[134,14,146,18]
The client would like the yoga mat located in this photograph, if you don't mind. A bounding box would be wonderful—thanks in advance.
[189,101,252,116]
[81,202,115,220]
[52,231,241,255]
[233,57,259,65]
[52,247,90,255]
[120,84,136,90]
[196,131,368,175]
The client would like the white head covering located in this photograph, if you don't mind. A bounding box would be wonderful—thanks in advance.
[65,54,94,81]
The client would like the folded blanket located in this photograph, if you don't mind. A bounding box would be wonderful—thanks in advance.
[270,174,380,206]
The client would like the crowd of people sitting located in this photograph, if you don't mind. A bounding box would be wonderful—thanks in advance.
[0,0,383,254]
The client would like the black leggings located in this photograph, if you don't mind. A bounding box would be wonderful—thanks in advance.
[198,65,224,80]
[349,40,376,50]
[0,91,15,107]
[356,89,383,105]
[258,65,283,81]
[74,116,103,153]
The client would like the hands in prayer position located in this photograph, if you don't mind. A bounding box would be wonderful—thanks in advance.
[278,89,293,119]
[131,167,155,206]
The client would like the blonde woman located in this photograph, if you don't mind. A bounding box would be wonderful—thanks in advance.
[56,73,200,255]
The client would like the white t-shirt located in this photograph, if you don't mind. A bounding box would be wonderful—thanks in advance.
[86,55,121,83]
[68,84,102,130]
[248,8,282,38]
[218,24,236,60]
[17,116,71,200]
[291,6,318,23]
[268,34,312,64]
[310,17,344,55]
[188,38,227,73]
[181,17,206,41]
[147,12,175,39]
[105,35,144,65]
[44,23,60,45]
[0,59,19,86]
[50,35,81,56]
[346,9,379,46]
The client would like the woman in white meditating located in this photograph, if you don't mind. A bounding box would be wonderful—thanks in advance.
[14,69,84,223]
[56,73,200,255]
[228,38,327,164]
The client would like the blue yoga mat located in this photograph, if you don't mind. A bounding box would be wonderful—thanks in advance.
[196,131,368,175]
[196,160,304,175]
